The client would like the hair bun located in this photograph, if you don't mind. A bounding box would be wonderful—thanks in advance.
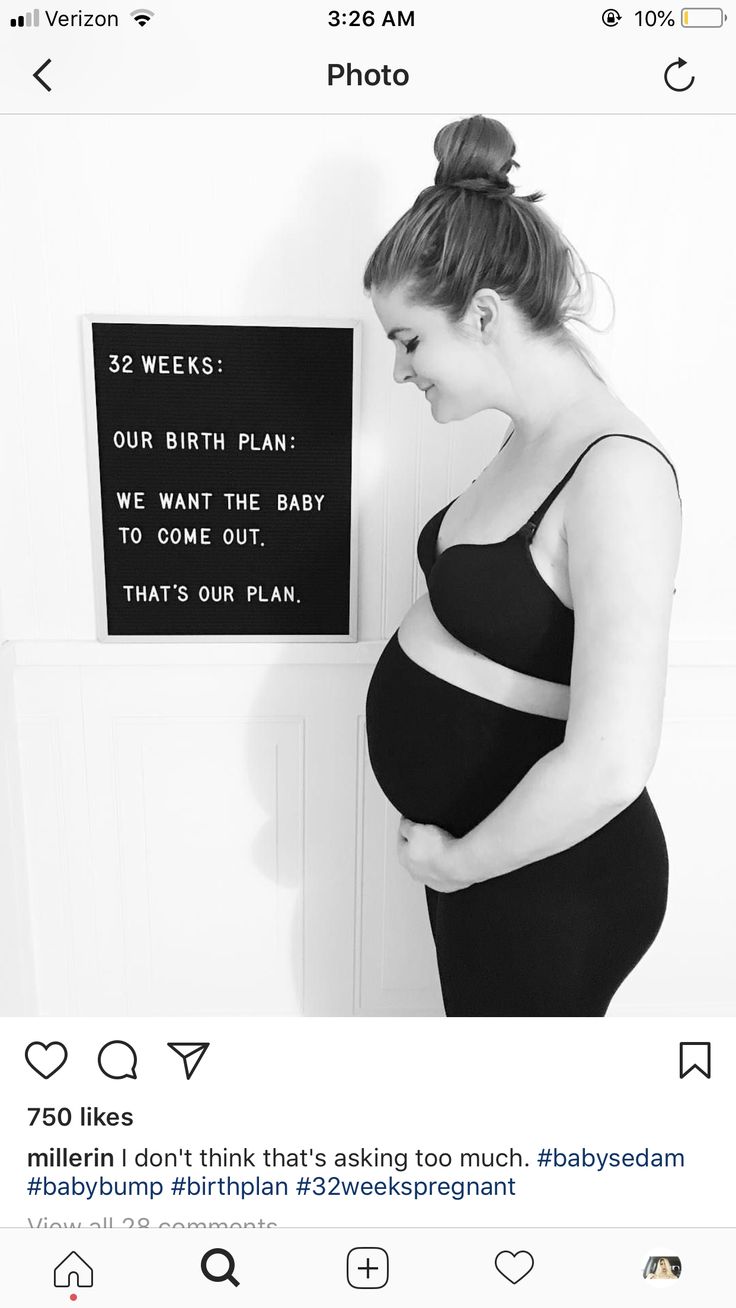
[447,176,515,200]
[433,115,518,195]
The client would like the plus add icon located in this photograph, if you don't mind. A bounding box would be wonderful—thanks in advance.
[346,1247,389,1289]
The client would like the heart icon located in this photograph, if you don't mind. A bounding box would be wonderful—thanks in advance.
[494,1250,535,1284]
[24,1041,68,1079]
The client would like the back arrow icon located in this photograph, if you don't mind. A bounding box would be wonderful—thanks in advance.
[33,58,52,92]
[664,57,694,92]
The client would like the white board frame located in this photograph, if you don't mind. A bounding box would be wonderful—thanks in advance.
[82,314,361,643]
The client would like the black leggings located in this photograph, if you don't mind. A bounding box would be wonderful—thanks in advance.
[366,632,668,1017]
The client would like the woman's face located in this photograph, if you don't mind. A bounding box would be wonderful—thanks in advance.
[370,283,497,423]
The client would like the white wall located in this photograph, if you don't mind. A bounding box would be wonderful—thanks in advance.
[0,644,36,1012]
[1,115,734,1015]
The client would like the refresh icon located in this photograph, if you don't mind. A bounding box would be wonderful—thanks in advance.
[664,58,695,92]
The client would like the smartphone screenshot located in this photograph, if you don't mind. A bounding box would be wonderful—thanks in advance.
[0,1,733,1302]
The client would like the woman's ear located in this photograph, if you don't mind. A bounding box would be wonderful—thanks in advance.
[471,288,501,341]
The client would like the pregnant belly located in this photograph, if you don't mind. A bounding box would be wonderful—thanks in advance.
[366,630,566,840]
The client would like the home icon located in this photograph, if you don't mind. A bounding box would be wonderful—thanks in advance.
[54,1251,94,1288]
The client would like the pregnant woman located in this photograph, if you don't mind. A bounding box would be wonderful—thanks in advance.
[364,115,682,1016]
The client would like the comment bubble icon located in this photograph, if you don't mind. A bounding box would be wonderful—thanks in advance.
[98,1040,138,1080]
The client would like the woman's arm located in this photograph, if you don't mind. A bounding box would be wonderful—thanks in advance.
[451,436,683,885]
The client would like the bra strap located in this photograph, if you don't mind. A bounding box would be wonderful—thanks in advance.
[526,433,681,535]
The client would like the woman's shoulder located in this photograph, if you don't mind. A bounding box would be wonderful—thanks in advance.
[588,425,674,463]
[573,424,680,501]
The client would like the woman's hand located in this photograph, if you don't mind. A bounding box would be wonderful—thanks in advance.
[397,817,475,893]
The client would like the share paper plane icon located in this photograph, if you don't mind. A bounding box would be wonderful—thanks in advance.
[167,1042,210,1080]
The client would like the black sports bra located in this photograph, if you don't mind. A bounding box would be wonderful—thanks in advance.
[416,433,681,686]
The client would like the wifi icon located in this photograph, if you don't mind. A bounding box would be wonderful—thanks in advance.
[130,7,154,25]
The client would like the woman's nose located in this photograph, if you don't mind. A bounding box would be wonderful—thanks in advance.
[393,355,415,384]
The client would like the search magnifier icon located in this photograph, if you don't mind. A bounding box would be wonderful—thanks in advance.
[201,1247,240,1287]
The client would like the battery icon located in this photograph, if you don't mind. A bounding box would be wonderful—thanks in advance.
[681,7,726,23]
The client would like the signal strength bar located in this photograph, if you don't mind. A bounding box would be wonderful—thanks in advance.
[10,8,40,25]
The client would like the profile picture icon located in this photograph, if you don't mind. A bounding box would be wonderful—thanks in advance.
[643,1255,682,1280]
